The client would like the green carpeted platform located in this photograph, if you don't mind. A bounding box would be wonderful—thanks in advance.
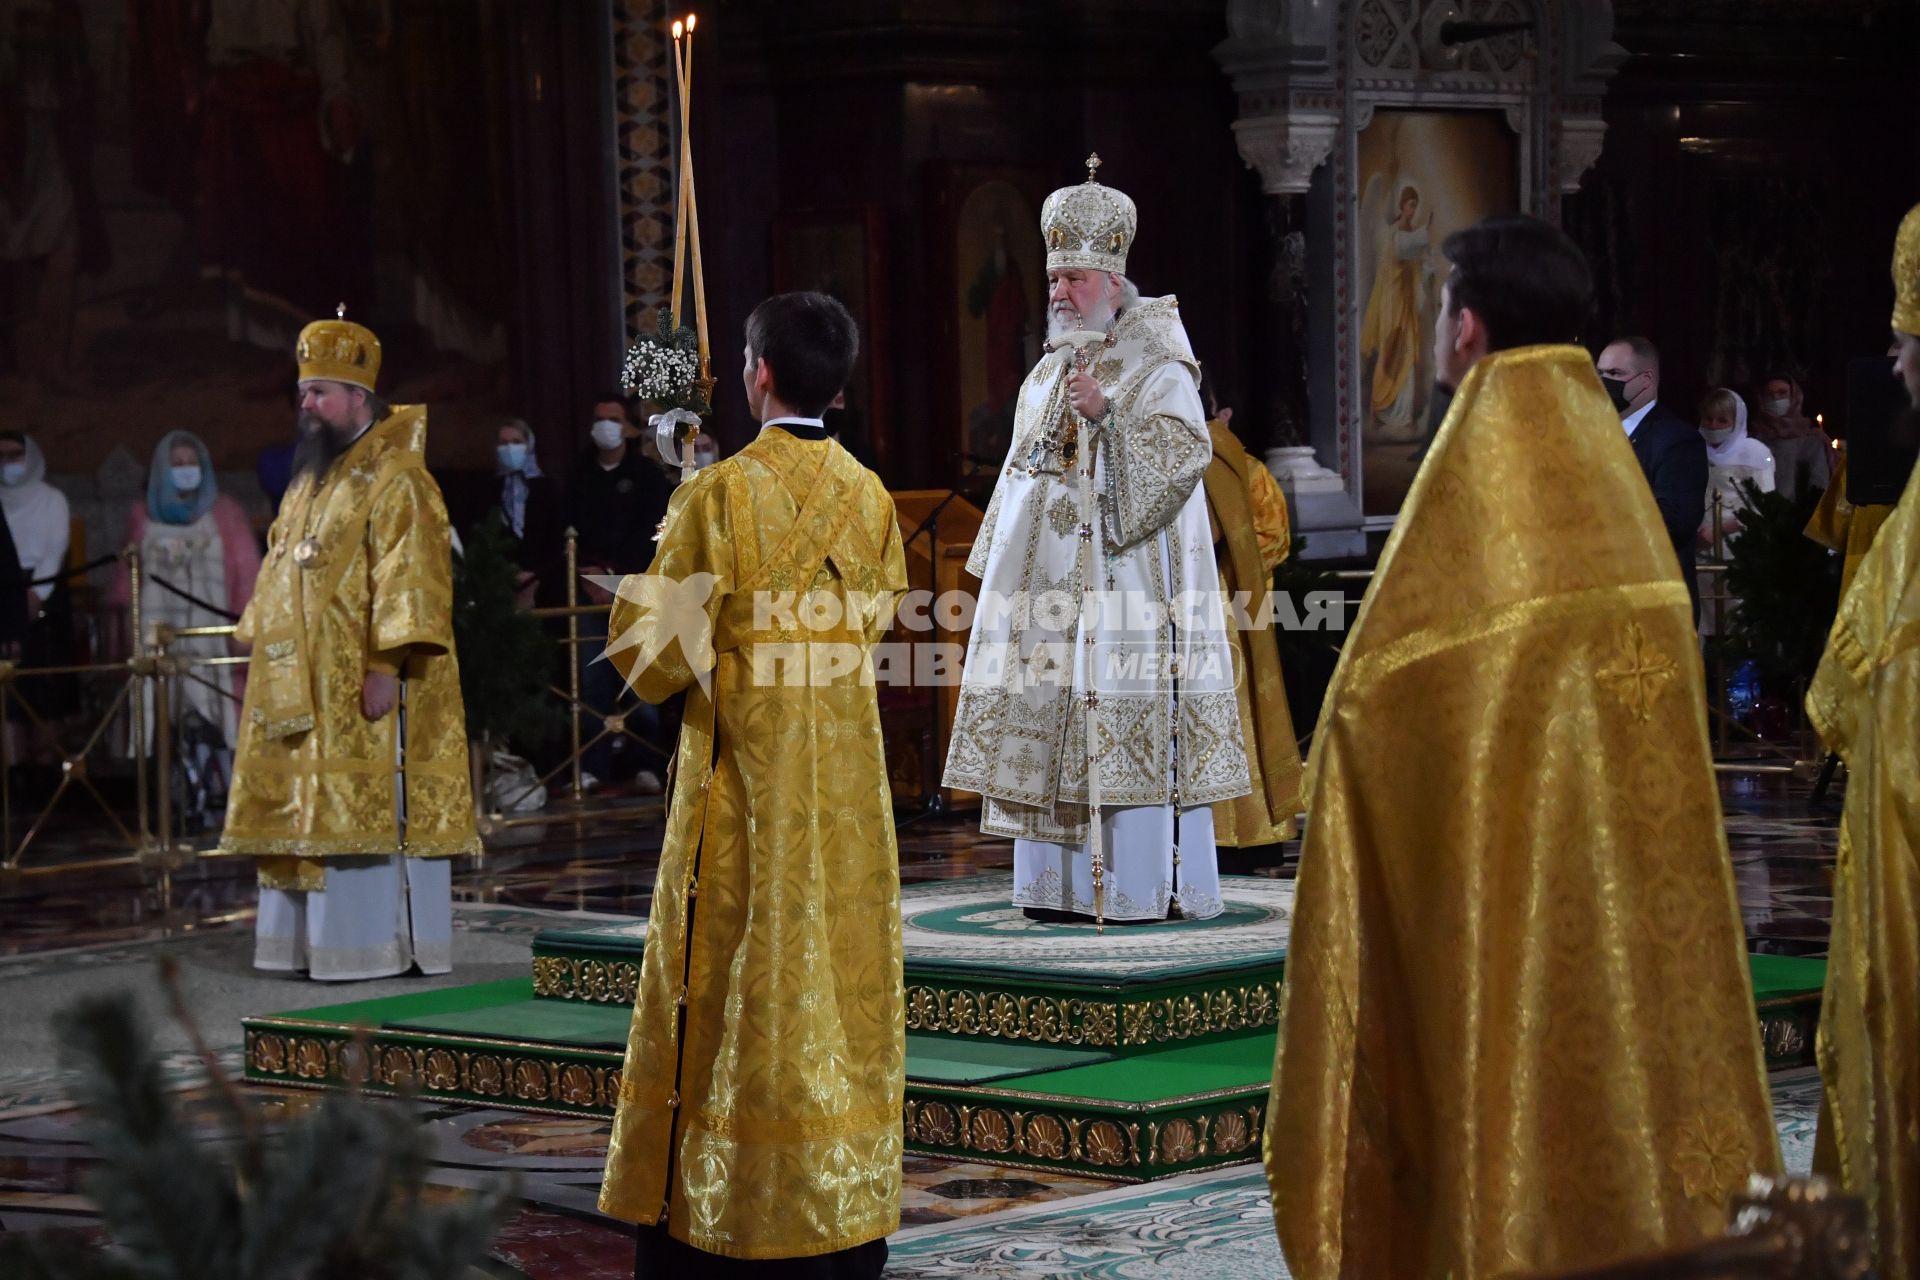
[243,875,1828,1181]
[531,874,1293,1056]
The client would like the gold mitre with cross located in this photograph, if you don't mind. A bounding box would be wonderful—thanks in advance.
[1894,201,1920,336]
[1041,153,1138,276]
[296,304,382,391]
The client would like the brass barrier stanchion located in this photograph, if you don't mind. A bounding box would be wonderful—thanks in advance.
[151,622,176,916]
[128,545,153,854]
[565,526,584,802]
[1710,489,1730,756]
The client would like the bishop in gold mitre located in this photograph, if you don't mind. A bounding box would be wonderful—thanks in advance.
[219,309,478,980]
[1265,215,1777,1278]
[1805,201,1920,1278]
[598,293,907,1278]
[1198,374,1301,846]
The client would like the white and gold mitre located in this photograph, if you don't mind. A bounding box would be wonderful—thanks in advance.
[1041,153,1137,275]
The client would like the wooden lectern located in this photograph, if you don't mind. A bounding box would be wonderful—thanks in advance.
[884,489,985,810]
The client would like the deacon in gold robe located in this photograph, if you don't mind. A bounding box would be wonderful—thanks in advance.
[220,310,479,980]
[1805,202,1920,1277]
[1266,215,1777,1279]
[1198,393,1300,847]
[598,293,907,1278]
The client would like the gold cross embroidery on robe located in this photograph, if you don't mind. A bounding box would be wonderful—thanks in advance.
[1595,619,1677,723]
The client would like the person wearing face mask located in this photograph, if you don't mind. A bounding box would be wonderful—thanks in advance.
[106,430,260,820]
[0,430,70,633]
[1596,335,1708,624]
[0,429,76,739]
[1266,215,1776,1279]
[1748,373,1831,501]
[474,418,561,608]
[1697,388,1776,545]
[570,394,673,793]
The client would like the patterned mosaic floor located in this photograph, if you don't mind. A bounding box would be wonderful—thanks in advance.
[0,1072,1131,1276]
[0,1058,1822,1279]
[882,1071,1825,1278]
[0,776,1843,1273]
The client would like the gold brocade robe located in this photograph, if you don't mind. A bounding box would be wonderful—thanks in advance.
[1805,466,1920,1277]
[1805,454,1896,598]
[1203,419,1300,846]
[597,428,908,1260]
[220,406,479,886]
[1265,346,1778,1280]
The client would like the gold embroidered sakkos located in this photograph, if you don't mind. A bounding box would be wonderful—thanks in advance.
[944,295,1251,843]
[1804,201,1920,1277]
[1202,419,1301,846]
[1265,345,1778,1278]
[219,404,479,883]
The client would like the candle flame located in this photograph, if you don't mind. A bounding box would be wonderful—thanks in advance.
[686,12,697,31]
[672,19,683,37]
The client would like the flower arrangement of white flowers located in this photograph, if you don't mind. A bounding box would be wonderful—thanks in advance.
[621,310,710,414]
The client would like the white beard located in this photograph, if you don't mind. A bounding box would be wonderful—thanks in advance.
[1046,294,1117,344]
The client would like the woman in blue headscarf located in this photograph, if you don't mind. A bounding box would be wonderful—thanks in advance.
[110,431,261,822]
[481,418,562,606]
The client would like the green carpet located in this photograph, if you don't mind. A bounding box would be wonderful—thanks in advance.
[903,1033,1114,1084]
[1749,953,1827,1002]
[243,922,1831,1182]
[976,1032,1274,1105]
[391,999,629,1049]
[272,978,534,1024]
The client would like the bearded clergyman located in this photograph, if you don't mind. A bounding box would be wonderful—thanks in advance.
[943,156,1250,924]
[220,309,479,979]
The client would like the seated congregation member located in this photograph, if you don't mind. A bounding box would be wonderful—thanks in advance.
[597,292,907,1279]
[1265,214,1778,1280]
[571,393,674,791]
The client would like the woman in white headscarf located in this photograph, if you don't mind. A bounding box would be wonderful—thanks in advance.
[0,429,73,742]
[1696,388,1775,637]
[0,430,69,611]
[1697,387,1776,548]
[108,431,260,809]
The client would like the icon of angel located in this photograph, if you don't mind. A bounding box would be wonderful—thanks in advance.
[1358,176,1440,445]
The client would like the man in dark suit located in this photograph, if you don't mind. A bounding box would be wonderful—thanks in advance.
[1598,335,1707,622]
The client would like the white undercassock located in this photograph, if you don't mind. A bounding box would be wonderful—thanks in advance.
[943,295,1251,920]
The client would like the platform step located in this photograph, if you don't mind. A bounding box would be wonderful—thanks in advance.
[530,873,1295,1056]
[242,980,1272,1180]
